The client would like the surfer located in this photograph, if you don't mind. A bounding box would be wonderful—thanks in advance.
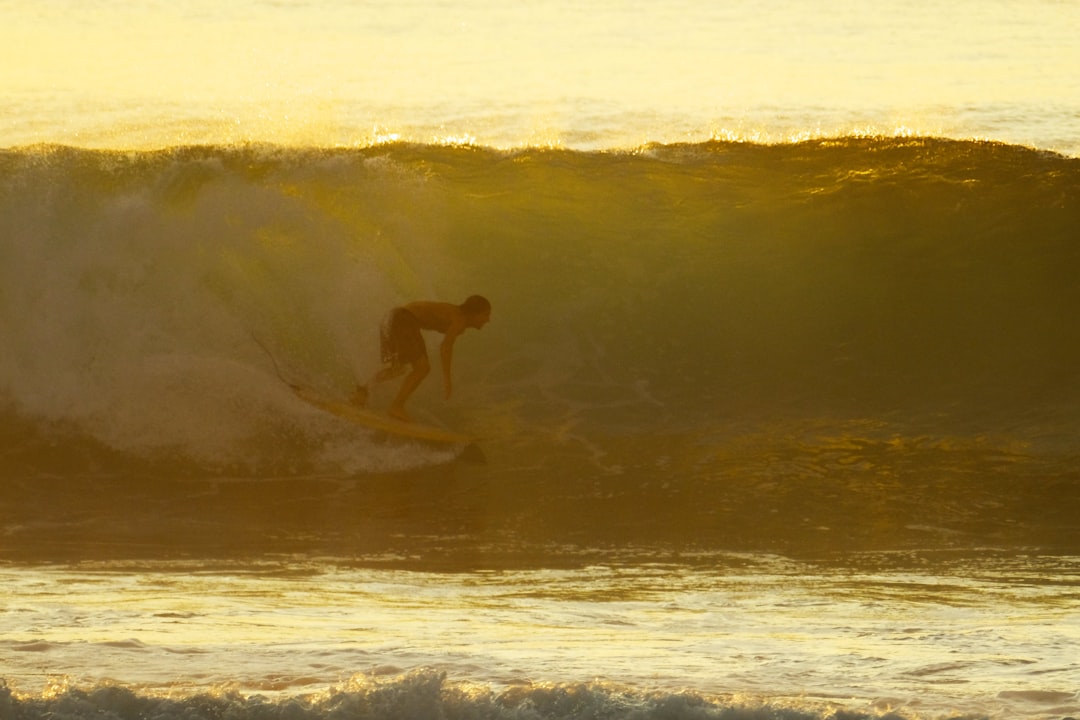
[353,296,492,422]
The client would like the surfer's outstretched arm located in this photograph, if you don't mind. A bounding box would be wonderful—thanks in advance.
[440,330,460,399]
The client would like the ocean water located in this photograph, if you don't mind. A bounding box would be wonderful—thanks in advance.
[3,2,1080,720]
[3,0,1080,154]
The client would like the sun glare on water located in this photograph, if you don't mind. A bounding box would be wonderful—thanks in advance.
[2,1,1078,152]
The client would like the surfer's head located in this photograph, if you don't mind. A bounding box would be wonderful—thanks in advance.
[461,295,491,329]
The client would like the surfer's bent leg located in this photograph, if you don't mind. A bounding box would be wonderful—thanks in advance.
[356,307,428,416]
[353,364,407,406]
[388,356,430,422]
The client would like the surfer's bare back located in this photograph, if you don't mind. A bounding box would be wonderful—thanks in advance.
[353,296,491,422]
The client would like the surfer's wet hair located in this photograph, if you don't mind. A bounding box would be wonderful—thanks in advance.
[461,295,491,316]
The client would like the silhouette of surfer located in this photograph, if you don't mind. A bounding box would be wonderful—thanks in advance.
[353,296,491,422]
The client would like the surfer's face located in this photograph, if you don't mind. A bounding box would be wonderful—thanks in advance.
[468,310,491,329]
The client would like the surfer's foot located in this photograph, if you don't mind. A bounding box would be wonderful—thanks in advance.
[351,384,369,407]
[387,406,412,423]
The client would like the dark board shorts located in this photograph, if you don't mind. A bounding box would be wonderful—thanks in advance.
[380,307,427,367]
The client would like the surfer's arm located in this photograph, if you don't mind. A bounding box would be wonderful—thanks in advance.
[439,330,460,399]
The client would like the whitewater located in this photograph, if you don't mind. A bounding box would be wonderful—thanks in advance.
[3,2,1080,719]
[4,554,1079,720]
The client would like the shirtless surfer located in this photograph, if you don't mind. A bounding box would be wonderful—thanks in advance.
[353,296,491,422]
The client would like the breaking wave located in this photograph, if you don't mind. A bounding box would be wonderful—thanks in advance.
[1,138,1078,485]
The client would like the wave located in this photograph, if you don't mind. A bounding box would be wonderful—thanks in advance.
[0,669,1009,720]
[1,137,1078,483]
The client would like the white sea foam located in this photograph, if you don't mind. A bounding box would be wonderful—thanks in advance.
[2,556,1078,719]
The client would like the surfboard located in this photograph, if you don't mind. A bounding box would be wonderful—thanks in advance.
[290,384,477,445]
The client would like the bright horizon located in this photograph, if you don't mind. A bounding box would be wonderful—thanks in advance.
[3,0,1079,152]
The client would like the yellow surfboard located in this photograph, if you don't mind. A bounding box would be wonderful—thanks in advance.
[291,384,477,445]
